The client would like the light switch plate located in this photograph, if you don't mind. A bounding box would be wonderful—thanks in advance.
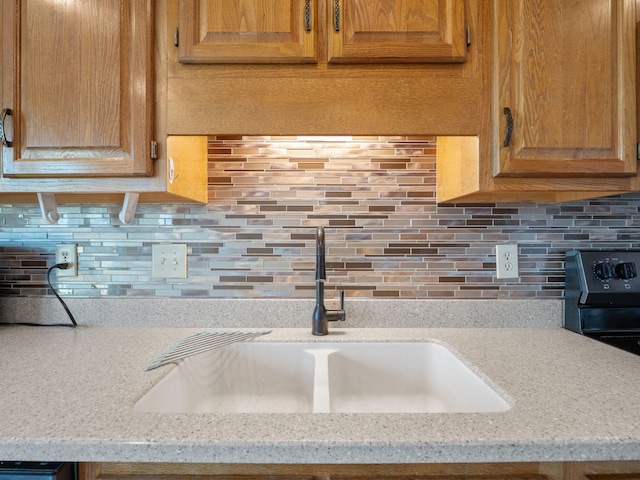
[152,244,188,278]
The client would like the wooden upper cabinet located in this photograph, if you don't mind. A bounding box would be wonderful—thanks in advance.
[177,0,467,64]
[178,0,318,63]
[328,0,467,63]
[494,0,637,178]
[1,0,154,178]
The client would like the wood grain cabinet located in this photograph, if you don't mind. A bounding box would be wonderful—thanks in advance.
[436,0,640,203]
[0,0,208,204]
[564,461,640,479]
[78,461,640,480]
[178,0,318,63]
[494,0,637,178]
[176,0,467,64]
[329,0,467,63]
[1,0,154,178]
[78,462,565,480]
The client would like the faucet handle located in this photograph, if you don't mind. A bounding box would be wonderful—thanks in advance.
[338,290,346,322]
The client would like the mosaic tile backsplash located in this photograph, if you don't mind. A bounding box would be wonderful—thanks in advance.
[2,135,640,299]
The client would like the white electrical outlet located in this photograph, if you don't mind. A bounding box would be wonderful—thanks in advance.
[496,244,519,279]
[152,244,188,278]
[55,244,78,277]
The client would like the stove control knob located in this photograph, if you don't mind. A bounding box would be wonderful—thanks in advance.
[594,262,614,280]
[615,262,637,279]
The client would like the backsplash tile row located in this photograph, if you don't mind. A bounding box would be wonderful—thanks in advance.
[2,135,640,299]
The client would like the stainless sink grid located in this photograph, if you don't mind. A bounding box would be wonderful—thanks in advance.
[145,329,272,371]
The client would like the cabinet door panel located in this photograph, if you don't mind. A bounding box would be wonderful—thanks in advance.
[178,0,318,63]
[1,0,153,178]
[495,0,637,177]
[329,0,467,63]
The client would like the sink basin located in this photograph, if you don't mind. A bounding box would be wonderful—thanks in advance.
[327,342,509,413]
[135,342,510,414]
[135,343,316,413]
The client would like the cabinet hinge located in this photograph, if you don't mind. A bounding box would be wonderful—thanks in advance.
[174,28,179,47]
[637,142,640,161]
[150,140,158,160]
[466,26,471,47]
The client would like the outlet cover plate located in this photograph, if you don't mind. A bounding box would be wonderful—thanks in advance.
[496,244,519,279]
[55,244,78,277]
[152,244,188,278]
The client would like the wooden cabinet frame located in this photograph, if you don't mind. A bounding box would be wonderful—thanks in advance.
[1,0,154,178]
[178,0,318,64]
[328,0,468,63]
[436,0,640,203]
[79,462,565,480]
[0,0,208,203]
[78,461,640,480]
[493,0,637,178]
[176,0,468,65]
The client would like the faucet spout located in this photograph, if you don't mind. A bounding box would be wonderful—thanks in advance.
[312,226,345,336]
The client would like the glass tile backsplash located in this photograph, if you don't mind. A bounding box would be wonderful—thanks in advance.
[2,135,640,299]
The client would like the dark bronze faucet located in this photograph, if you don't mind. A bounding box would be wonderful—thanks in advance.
[312,226,345,335]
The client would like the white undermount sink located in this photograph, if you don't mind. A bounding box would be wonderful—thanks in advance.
[134,342,510,414]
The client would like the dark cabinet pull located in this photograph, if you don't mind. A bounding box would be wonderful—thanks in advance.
[334,0,340,32]
[503,107,513,147]
[0,108,12,148]
[304,0,311,32]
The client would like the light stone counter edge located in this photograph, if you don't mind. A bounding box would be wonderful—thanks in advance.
[1,325,640,465]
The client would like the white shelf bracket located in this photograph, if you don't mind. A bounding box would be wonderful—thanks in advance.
[119,192,140,224]
[37,193,60,224]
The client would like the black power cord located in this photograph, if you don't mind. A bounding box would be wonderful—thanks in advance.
[3,263,78,328]
[46,262,78,327]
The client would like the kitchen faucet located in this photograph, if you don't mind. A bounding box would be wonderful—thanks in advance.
[312,226,345,336]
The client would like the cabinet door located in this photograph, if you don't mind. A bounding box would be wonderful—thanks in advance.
[1,0,153,178]
[79,462,565,480]
[564,460,640,479]
[494,0,637,177]
[178,0,317,63]
[328,0,467,63]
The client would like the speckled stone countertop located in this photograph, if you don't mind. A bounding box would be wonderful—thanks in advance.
[1,325,640,464]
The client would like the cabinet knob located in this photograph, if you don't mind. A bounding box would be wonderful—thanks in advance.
[503,107,513,147]
[0,108,13,148]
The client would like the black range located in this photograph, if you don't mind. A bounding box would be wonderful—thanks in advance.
[565,250,640,356]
